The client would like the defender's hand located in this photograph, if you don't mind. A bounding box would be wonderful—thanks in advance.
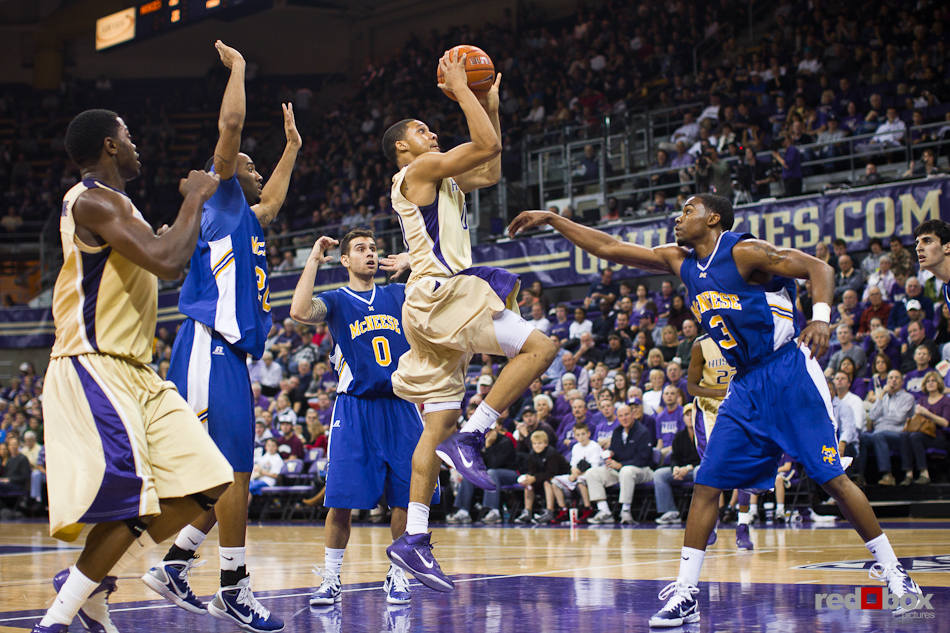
[478,73,502,113]
[379,252,410,280]
[508,210,556,237]
[309,236,338,264]
[798,321,831,359]
[215,40,245,69]
[179,170,220,201]
[282,103,302,148]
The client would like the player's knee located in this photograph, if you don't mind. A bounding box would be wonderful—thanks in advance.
[124,516,151,538]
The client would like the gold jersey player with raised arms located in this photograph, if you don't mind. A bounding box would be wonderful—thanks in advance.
[32,110,233,633]
[380,48,557,592]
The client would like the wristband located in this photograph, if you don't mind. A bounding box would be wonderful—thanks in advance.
[812,302,831,323]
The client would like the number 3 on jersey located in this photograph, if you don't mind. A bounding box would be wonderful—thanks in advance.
[708,315,737,349]
[371,336,392,366]
[254,266,271,312]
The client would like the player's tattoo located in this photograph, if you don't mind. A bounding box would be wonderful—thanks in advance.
[750,241,787,266]
[308,297,328,324]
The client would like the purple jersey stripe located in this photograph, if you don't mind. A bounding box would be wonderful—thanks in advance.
[419,193,453,274]
[694,407,708,460]
[456,266,520,306]
[70,357,144,523]
[80,249,111,353]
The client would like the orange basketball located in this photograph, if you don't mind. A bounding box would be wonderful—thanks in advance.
[436,45,495,102]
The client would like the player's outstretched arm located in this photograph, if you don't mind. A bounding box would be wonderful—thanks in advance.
[73,171,219,280]
[252,103,302,226]
[455,73,502,194]
[508,210,687,274]
[212,40,246,180]
[733,238,835,357]
[290,236,337,325]
[686,342,727,399]
[408,49,501,187]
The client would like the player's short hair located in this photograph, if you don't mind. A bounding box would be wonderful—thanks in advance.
[694,193,734,230]
[914,219,950,245]
[381,119,415,164]
[340,228,376,255]
[65,109,121,167]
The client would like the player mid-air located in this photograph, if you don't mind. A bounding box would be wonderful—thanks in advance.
[509,194,922,627]
[379,48,558,591]
[32,110,234,633]
[289,230,425,607]
[143,40,299,633]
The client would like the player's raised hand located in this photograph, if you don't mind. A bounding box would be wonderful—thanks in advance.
[282,103,302,149]
[437,48,469,95]
[308,236,338,265]
[214,40,245,69]
[179,170,220,201]
[508,210,556,237]
[379,251,410,280]
[798,320,831,359]
[478,72,502,113]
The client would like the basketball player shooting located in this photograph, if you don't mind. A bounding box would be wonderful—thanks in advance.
[379,48,558,592]
[509,194,922,627]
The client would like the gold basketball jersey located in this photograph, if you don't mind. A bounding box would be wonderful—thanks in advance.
[50,179,158,364]
[391,166,472,283]
[695,334,736,415]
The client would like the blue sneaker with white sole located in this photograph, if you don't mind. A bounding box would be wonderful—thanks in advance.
[52,568,118,633]
[384,565,411,604]
[309,572,342,606]
[649,581,700,628]
[207,576,284,632]
[142,558,206,614]
[386,532,454,592]
[869,563,924,615]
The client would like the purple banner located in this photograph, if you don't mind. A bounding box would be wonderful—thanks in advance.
[2,177,948,349]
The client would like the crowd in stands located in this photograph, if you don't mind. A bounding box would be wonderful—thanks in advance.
[4,230,950,524]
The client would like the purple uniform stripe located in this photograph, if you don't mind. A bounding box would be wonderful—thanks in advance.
[80,249,111,352]
[70,357,144,523]
[457,266,520,306]
[419,194,453,274]
[694,407,708,459]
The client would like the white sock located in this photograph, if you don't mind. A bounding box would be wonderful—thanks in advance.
[738,511,752,526]
[749,503,758,517]
[776,503,785,516]
[597,501,610,513]
[406,502,430,535]
[460,401,500,434]
[866,533,898,567]
[325,547,345,577]
[111,532,158,576]
[219,547,246,572]
[175,525,207,554]
[677,547,705,587]
[621,503,631,512]
[40,565,99,626]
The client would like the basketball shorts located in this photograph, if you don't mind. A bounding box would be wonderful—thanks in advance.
[692,398,720,460]
[42,354,233,541]
[324,393,437,509]
[695,342,844,492]
[393,267,533,404]
[168,318,254,472]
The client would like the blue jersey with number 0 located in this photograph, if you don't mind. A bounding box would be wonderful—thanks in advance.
[319,284,409,398]
[680,231,799,369]
[177,173,271,358]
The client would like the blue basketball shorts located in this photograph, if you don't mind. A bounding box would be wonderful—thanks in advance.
[324,392,432,510]
[695,342,845,492]
[168,318,254,472]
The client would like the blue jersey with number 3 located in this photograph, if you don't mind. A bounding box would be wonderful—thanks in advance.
[177,173,271,359]
[319,284,409,398]
[680,231,799,369]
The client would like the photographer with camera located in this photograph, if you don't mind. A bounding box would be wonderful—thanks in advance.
[771,133,803,196]
[689,146,733,200]
[735,147,772,202]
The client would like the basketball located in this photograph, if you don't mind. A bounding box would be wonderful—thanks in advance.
[436,45,495,102]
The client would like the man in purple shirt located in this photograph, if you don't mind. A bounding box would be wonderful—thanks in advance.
[654,385,685,466]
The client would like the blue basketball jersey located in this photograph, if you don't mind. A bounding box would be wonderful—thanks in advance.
[319,284,410,398]
[178,174,271,359]
[680,231,799,369]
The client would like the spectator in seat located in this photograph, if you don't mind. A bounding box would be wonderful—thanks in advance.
[863,255,896,301]
[569,307,593,340]
[832,289,861,331]
[899,320,938,373]
[276,419,305,461]
[527,302,551,334]
[514,400,558,452]
[903,346,934,397]
[551,422,604,524]
[512,430,569,524]
[906,371,950,486]
[584,403,654,525]
[861,238,886,278]
[248,350,283,397]
[549,304,571,341]
[857,370,914,486]
[0,436,29,509]
[869,107,907,149]
[834,255,865,302]
[903,148,944,178]
[831,370,862,467]
[602,334,627,371]
[557,351,591,397]
[657,325,679,362]
[857,286,891,335]
[653,403,701,524]
[654,385,685,466]
[826,324,867,377]
[888,237,914,279]
[587,268,619,307]
[771,134,803,197]
[249,438,284,495]
[675,319,699,362]
[447,420,519,524]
